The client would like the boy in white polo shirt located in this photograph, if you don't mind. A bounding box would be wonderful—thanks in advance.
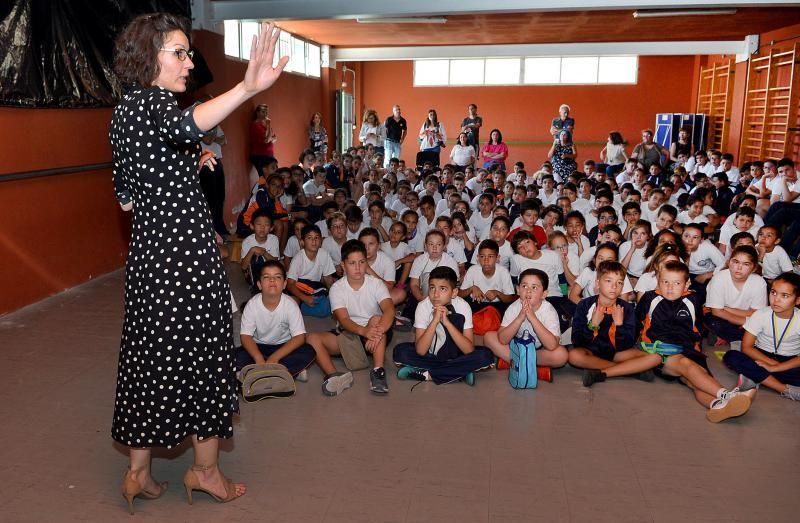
[286,224,336,306]
[307,240,396,394]
[237,260,353,396]
[359,227,406,306]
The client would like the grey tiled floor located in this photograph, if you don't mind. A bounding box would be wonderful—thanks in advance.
[0,263,798,522]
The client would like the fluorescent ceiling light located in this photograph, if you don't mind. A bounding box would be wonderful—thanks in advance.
[633,9,737,18]
[356,17,447,24]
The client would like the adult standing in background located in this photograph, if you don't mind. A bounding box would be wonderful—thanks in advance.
[383,104,407,167]
[308,111,328,160]
[359,108,385,155]
[418,108,446,167]
[250,103,277,175]
[110,14,287,513]
[549,104,575,139]
[548,130,578,183]
[199,118,229,237]
[461,103,483,154]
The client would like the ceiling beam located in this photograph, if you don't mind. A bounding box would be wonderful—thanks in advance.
[330,39,748,63]
[211,0,797,21]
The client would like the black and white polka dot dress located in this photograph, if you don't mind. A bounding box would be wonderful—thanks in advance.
[109,86,236,449]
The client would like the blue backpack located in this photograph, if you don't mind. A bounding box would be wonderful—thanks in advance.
[300,293,331,318]
[508,330,538,389]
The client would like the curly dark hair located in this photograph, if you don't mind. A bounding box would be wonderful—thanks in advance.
[113,13,191,87]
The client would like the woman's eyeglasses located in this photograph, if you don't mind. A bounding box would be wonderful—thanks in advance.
[160,48,195,61]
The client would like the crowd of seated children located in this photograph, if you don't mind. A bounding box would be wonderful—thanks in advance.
[228,135,800,416]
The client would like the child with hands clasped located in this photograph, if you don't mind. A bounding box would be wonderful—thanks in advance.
[569,261,661,387]
[637,260,754,422]
[393,266,494,385]
[723,272,800,401]
[484,268,569,372]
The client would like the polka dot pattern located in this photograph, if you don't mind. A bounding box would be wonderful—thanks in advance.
[110,86,237,449]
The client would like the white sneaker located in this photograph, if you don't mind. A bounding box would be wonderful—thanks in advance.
[707,389,751,423]
[296,369,309,382]
[781,384,800,401]
[322,371,353,396]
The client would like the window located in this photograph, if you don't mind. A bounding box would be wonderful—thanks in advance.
[484,58,520,85]
[239,22,259,61]
[306,43,321,77]
[598,56,638,84]
[414,60,449,86]
[223,20,322,79]
[561,57,598,84]
[449,59,484,85]
[414,56,638,86]
[223,20,239,59]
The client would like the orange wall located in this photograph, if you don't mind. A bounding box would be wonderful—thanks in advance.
[0,29,322,315]
[353,56,696,168]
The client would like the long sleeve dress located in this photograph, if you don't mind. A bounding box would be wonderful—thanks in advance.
[109,86,237,449]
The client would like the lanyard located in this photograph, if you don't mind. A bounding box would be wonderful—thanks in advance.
[771,311,796,354]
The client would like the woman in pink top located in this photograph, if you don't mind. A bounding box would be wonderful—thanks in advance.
[481,128,508,171]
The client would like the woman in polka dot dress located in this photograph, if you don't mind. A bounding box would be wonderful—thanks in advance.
[110,13,287,513]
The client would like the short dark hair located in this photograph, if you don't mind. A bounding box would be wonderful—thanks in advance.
[491,215,511,230]
[735,206,756,219]
[591,242,619,270]
[420,195,436,208]
[251,208,272,224]
[518,268,548,290]
[658,204,678,220]
[565,210,585,225]
[257,259,286,280]
[114,13,191,87]
[301,224,322,239]
[778,157,795,169]
[341,239,367,261]
[511,229,536,254]
[429,266,458,289]
[344,205,363,223]
[477,239,500,255]
[358,227,381,243]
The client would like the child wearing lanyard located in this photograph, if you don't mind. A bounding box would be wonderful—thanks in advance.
[724,272,800,401]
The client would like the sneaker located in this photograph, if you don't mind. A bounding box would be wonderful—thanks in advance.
[464,372,476,386]
[730,341,742,351]
[321,371,353,396]
[781,384,800,401]
[636,370,655,382]
[370,367,389,394]
[295,369,309,382]
[582,369,606,388]
[707,390,751,423]
[397,366,427,381]
[536,366,552,383]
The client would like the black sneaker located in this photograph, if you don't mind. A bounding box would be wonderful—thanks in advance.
[582,369,606,388]
[370,367,389,394]
[636,370,655,382]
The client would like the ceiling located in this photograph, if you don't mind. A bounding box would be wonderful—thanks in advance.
[275,8,800,47]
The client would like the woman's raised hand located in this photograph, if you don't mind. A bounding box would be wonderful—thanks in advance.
[243,22,290,95]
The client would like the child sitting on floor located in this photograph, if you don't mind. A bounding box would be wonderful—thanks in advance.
[307,240,396,394]
[240,209,281,292]
[286,224,336,307]
[637,260,754,422]
[756,225,793,280]
[381,220,415,289]
[484,268,569,373]
[393,266,494,386]
[237,261,351,395]
[359,227,406,307]
[705,245,767,351]
[404,229,460,319]
[723,271,800,401]
[459,239,515,314]
[569,261,660,387]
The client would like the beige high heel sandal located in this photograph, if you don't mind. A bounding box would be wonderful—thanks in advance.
[183,463,244,504]
[121,468,168,515]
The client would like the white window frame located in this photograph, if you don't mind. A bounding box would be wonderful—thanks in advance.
[223,20,322,79]
[414,56,638,86]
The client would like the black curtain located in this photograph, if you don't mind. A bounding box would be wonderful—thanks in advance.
[0,0,211,107]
